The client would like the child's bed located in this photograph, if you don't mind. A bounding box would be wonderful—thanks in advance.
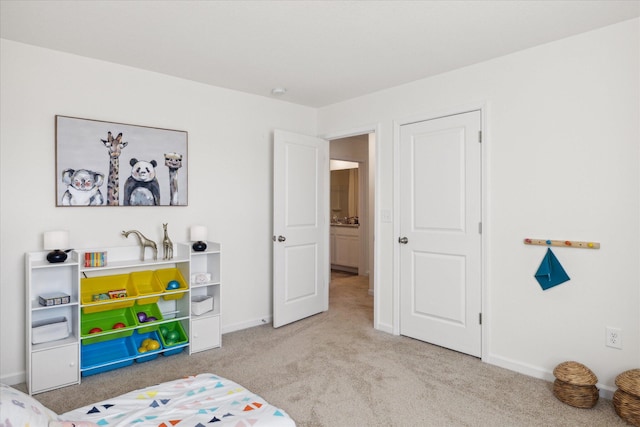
[1,373,296,426]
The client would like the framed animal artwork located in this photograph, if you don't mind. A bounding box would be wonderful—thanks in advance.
[55,116,188,207]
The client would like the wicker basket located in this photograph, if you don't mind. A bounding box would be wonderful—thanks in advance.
[552,361,599,408]
[553,361,598,386]
[616,369,640,397]
[614,389,640,426]
[553,379,599,408]
[614,369,640,426]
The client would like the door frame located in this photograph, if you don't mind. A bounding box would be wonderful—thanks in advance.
[320,123,381,330]
[392,102,489,360]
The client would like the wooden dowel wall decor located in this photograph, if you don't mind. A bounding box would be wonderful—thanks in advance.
[524,238,600,249]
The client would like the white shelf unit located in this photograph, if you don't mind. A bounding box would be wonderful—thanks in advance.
[25,252,80,395]
[25,241,221,394]
[189,242,221,353]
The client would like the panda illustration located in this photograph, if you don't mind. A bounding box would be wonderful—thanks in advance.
[123,158,161,206]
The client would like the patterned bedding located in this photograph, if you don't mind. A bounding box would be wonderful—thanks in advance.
[59,373,296,426]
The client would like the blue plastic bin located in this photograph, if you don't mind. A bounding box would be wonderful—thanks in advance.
[81,336,136,376]
[132,330,163,363]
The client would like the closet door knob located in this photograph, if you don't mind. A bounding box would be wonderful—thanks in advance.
[398,237,408,244]
[277,235,286,242]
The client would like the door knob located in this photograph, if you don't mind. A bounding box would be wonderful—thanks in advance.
[278,235,286,242]
[398,237,408,244]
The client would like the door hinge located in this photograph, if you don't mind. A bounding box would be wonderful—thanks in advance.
[478,130,482,143]
[478,222,482,234]
[479,313,482,325]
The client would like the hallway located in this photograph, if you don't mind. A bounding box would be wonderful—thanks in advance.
[329,270,372,324]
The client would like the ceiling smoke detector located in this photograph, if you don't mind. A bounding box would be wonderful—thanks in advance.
[271,87,287,96]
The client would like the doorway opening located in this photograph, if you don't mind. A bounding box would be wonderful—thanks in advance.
[329,133,375,304]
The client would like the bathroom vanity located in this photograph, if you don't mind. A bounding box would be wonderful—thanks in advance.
[330,224,359,273]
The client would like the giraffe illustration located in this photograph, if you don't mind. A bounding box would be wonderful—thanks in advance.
[164,152,183,206]
[101,132,129,206]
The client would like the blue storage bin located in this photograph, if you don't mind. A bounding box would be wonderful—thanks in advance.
[132,330,163,363]
[163,345,186,356]
[81,336,136,376]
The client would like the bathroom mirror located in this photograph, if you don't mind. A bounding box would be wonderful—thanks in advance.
[330,165,358,221]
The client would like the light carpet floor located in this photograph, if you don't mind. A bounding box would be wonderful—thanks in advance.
[24,273,626,426]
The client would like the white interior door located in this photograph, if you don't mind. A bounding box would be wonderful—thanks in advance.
[273,130,329,328]
[399,110,482,357]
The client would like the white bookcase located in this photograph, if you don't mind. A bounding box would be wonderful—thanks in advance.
[25,254,80,394]
[25,242,221,394]
[188,242,221,353]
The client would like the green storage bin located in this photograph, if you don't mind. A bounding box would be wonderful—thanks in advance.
[159,321,188,355]
[81,307,137,345]
[134,302,164,333]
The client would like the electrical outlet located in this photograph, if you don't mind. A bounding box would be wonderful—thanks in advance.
[606,327,622,349]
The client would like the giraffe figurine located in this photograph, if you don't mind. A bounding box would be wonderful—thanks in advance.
[162,223,173,260]
[101,132,129,206]
[122,230,158,261]
[164,152,183,206]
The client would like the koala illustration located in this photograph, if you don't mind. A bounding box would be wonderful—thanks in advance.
[123,158,160,206]
[61,169,105,206]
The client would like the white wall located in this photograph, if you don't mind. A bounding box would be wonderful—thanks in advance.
[0,39,317,383]
[2,18,638,395]
[318,19,640,393]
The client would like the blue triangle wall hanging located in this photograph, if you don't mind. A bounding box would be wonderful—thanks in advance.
[535,248,570,290]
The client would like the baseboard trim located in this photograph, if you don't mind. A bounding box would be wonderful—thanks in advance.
[1,371,25,387]
[222,316,272,334]
[375,322,394,334]
[485,353,614,399]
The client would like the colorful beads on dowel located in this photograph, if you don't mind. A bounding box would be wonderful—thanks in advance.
[523,238,600,249]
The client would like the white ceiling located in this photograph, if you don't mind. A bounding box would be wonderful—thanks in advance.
[1,1,639,107]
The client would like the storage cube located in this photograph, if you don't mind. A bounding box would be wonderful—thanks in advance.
[38,292,71,307]
[191,295,213,315]
[32,317,69,344]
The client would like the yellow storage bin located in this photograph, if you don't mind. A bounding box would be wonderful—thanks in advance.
[81,274,138,314]
[130,271,163,305]
[154,268,188,300]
